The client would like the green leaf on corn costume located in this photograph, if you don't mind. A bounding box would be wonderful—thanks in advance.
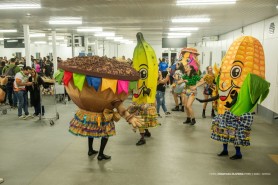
[73,73,86,91]
[230,73,270,116]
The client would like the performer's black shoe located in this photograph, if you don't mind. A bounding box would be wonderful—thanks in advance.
[202,110,206,118]
[97,154,111,161]
[171,106,179,111]
[144,131,151,137]
[88,150,98,156]
[217,151,228,156]
[136,139,146,146]
[230,154,242,160]
[180,106,184,112]
[190,118,196,125]
[183,118,191,124]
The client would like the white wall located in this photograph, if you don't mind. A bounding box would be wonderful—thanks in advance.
[196,15,278,114]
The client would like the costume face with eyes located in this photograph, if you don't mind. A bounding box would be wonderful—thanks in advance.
[217,36,266,114]
[133,64,151,98]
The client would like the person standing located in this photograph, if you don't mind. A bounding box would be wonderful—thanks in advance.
[14,66,33,119]
[182,65,201,125]
[159,58,168,72]
[27,69,45,116]
[156,71,171,117]
[201,66,216,118]
[2,58,21,108]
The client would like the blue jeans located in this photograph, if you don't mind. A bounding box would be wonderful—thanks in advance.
[156,91,167,113]
[15,90,29,116]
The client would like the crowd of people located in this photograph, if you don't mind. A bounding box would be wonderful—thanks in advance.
[0,56,57,119]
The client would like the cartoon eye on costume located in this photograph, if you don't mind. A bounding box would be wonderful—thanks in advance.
[139,68,148,80]
[230,65,242,79]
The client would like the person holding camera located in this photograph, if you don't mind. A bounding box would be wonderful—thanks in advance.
[14,66,33,119]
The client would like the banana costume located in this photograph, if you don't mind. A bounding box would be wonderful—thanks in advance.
[211,36,270,160]
[130,32,159,145]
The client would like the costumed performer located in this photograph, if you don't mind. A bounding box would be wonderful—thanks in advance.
[58,56,143,161]
[207,36,270,160]
[130,32,159,146]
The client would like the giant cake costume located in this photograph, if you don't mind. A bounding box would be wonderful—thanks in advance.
[211,36,270,160]
[129,32,159,145]
[58,56,142,160]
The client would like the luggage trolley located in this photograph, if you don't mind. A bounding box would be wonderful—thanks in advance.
[55,82,67,104]
[0,104,9,115]
[40,77,59,125]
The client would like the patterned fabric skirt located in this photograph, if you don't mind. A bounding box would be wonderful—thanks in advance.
[69,109,116,138]
[211,111,253,146]
[128,103,159,129]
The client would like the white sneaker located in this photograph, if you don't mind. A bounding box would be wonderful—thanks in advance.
[0,178,4,184]
[25,114,34,119]
[18,115,26,119]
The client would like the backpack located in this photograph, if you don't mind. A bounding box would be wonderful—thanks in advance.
[3,65,17,85]
[4,65,17,77]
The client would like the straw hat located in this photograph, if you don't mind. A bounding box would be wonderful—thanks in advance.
[181,47,200,55]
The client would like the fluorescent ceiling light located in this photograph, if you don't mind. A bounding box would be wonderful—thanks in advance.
[172,18,210,23]
[94,32,115,37]
[30,33,45,37]
[34,41,47,44]
[167,36,190,38]
[0,3,41,9]
[177,0,236,5]
[114,37,124,41]
[88,42,95,45]
[49,17,82,25]
[168,33,191,36]
[169,27,199,31]
[77,27,102,32]
[0,38,10,41]
[48,36,65,40]
[7,40,19,43]
[0,29,17,33]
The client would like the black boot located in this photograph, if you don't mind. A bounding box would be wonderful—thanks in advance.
[171,106,179,111]
[183,117,191,124]
[202,109,206,118]
[144,129,151,137]
[88,137,98,156]
[136,133,146,146]
[97,137,111,160]
[190,118,196,125]
[180,106,184,112]
[211,109,216,118]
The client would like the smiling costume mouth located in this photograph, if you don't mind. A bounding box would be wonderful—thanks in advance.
[133,82,151,98]
[219,80,239,108]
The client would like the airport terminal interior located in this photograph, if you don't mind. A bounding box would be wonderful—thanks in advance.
[1,0,278,185]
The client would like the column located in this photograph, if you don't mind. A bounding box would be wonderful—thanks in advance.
[71,34,75,57]
[84,36,88,55]
[23,24,31,67]
[95,40,98,55]
[52,31,57,73]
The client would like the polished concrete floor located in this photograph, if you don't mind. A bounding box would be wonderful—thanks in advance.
[0,89,278,185]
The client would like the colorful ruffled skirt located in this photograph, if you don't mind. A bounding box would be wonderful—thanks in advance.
[69,109,116,138]
[211,111,253,146]
[128,103,159,129]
